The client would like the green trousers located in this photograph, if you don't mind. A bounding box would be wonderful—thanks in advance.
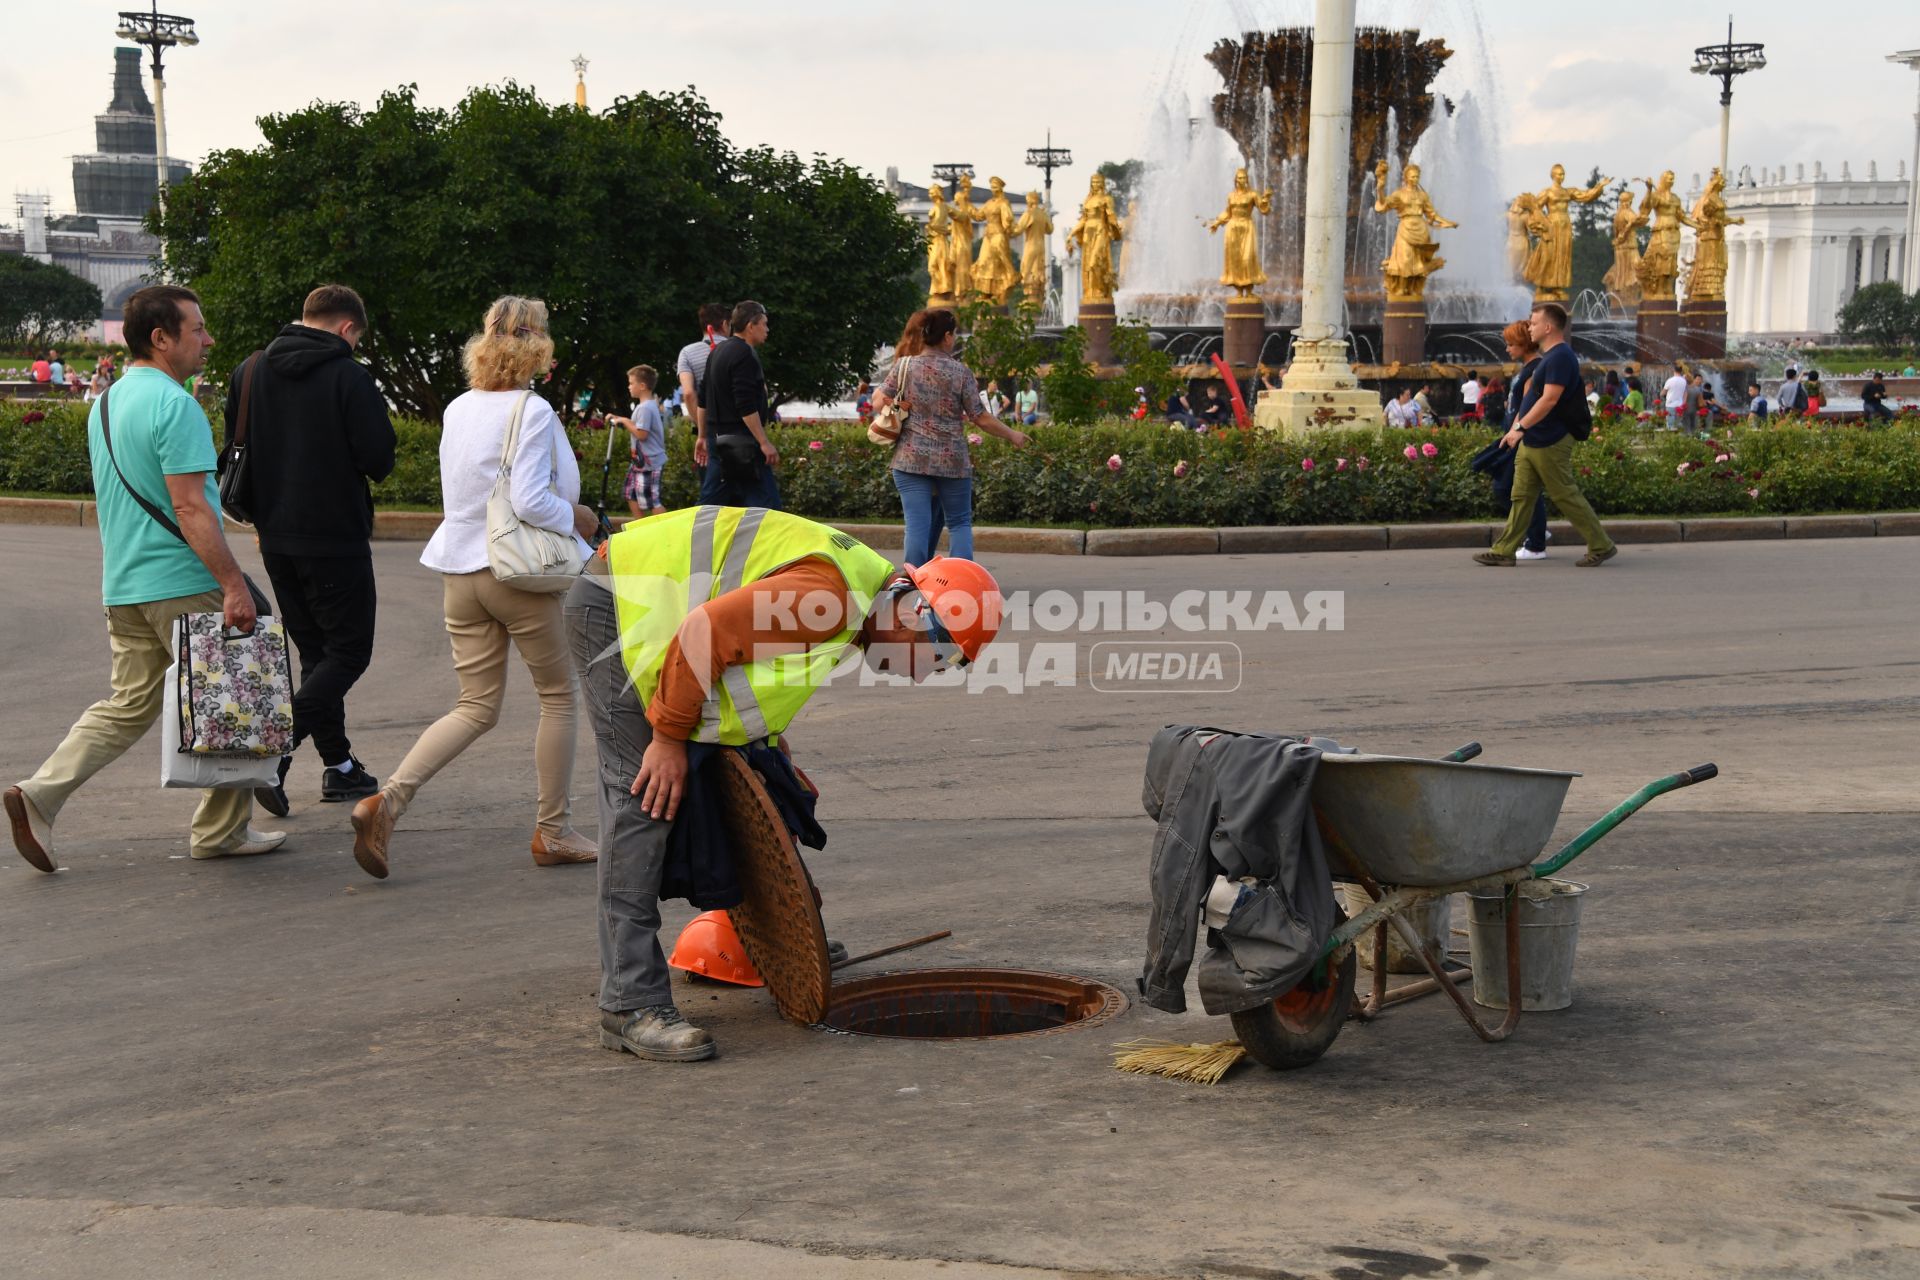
[1492,437,1614,558]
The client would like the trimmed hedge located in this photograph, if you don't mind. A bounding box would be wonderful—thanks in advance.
[6,398,1920,526]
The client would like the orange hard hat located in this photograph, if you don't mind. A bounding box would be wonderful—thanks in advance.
[668,910,764,986]
[898,557,1004,668]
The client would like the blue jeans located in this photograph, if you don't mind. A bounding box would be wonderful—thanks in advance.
[699,434,782,509]
[893,470,973,564]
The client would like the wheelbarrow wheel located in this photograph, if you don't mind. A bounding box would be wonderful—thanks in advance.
[1229,944,1356,1070]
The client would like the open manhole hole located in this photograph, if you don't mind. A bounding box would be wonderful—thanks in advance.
[820,967,1127,1040]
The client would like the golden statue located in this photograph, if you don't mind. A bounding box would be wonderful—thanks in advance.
[1373,160,1456,302]
[971,176,1020,305]
[1206,167,1274,295]
[948,174,984,301]
[1635,170,1698,303]
[1013,190,1053,305]
[925,182,955,302]
[1067,173,1123,301]
[1524,163,1612,300]
[1603,187,1647,309]
[1683,168,1744,304]
[1505,193,1535,282]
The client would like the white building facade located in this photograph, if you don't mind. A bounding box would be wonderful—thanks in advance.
[1720,161,1911,340]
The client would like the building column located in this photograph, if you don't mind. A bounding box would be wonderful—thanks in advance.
[1758,238,1776,335]
[1727,239,1747,333]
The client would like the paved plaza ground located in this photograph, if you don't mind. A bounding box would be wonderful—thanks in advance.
[2,523,1917,1279]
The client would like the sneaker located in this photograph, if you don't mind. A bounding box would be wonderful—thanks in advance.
[1472,552,1516,566]
[255,755,292,819]
[321,755,379,804]
[4,786,55,873]
[1516,547,1549,560]
[350,791,396,879]
[600,1005,717,1062]
[1577,546,1619,567]
[191,827,288,859]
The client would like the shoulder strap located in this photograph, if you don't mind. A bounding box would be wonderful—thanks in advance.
[497,390,535,478]
[228,353,261,451]
[99,384,188,545]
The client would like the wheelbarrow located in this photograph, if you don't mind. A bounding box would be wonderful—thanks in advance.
[1229,742,1718,1070]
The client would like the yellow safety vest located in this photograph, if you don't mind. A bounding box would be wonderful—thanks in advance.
[608,506,899,744]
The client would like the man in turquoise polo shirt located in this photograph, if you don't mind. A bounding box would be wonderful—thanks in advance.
[5,285,287,872]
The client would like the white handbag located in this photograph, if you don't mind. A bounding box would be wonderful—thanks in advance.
[487,390,586,593]
[161,615,289,790]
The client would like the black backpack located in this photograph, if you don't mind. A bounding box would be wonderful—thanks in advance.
[1565,385,1593,442]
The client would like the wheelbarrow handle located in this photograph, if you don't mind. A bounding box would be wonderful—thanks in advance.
[1531,762,1719,878]
[1443,741,1483,763]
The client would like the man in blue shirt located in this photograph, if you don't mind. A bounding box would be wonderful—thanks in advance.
[5,285,287,872]
[1474,302,1617,567]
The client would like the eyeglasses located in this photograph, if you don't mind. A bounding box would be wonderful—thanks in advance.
[880,579,968,671]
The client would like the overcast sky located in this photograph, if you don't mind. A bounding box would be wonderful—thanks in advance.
[4,0,1916,221]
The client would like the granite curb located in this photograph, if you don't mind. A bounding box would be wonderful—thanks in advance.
[3,498,1913,554]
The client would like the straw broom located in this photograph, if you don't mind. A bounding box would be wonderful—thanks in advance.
[1111,1037,1249,1084]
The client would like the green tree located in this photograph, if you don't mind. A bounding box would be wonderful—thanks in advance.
[1836,281,1918,350]
[151,84,918,419]
[0,257,102,351]
[1097,159,1146,214]
[955,301,1044,390]
[1568,166,1614,303]
[1039,326,1116,426]
[1112,320,1176,409]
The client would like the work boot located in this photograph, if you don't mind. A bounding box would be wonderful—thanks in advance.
[4,785,55,873]
[254,755,292,818]
[350,791,396,880]
[321,754,379,803]
[600,1005,717,1062]
[1576,546,1619,567]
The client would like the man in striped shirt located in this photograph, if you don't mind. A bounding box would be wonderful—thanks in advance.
[676,303,730,499]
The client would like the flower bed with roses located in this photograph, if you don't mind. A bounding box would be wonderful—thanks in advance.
[7,401,1920,527]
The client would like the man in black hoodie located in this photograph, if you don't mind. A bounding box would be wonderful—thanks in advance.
[225,284,396,813]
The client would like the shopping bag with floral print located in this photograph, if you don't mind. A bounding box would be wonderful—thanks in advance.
[172,612,295,757]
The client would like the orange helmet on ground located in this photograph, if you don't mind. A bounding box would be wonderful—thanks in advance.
[668,910,764,986]
[898,557,1003,668]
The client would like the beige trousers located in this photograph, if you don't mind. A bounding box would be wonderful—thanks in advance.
[21,588,252,853]
[383,571,576,837]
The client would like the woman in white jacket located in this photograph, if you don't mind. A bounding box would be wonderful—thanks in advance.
[351,296,598,878]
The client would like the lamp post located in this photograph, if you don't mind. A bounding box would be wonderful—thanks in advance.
[1890,49,1920,291]
[1025,134,1072,314]
[115,2,198,199]
[1692,18,1766,179]
[930,164,973,200]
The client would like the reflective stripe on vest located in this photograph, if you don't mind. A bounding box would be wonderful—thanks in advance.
[607,506,897,745]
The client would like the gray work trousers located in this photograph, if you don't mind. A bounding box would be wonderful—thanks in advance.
[563,574,674,1014]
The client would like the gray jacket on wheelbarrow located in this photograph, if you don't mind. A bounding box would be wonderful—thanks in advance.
[1139,726,1341,1016]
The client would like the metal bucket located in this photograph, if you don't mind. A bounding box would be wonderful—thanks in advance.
[1466,879,1588,1011]
[1340,884,1450,973]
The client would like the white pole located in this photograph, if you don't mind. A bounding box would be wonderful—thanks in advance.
[1728,100,1743,185]
[152,67,170,197]
[1297,0,1357,345]
[1909,69,1920,289]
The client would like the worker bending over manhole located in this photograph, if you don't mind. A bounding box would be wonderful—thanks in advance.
[547,506,995,1062]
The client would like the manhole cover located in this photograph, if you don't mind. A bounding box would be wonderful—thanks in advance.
[821,968,1127,1040]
